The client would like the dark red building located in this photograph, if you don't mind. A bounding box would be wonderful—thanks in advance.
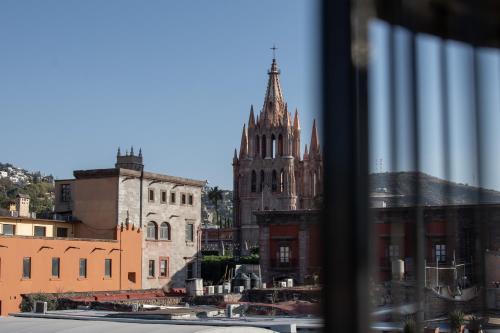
[257,204,500,287]
[256,210,321,284]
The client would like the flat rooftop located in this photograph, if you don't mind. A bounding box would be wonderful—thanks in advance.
[9,309,323,333]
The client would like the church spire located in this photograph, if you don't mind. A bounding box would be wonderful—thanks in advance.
[262,56,285,124]
[310,119,319,155]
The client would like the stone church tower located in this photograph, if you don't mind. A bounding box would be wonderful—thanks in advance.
[233,56,323,253]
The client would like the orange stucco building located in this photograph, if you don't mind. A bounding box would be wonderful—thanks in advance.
[0,223,142,316]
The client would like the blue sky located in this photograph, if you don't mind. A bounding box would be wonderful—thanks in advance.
[3,2,499,192]
[369,20,500,191]
[0,0,320,189]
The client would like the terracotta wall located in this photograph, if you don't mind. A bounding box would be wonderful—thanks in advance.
[0,224,142,316]
[72,177,118,239]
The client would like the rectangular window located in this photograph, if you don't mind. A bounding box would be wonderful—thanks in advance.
[388,244,399,259]
[185,223,194,242]
[148,260,155,278]
[52,257,60,278]
[188,194,193,205]
[181,193,186,205]
[435,244,446,263]
[170,192,176,204]
[187,262,194,279]
[2,224,15,235]
[61,184,71,202]
[56,227,68,238]
[159,258,169,277]
[148,189,155,202]
[104,259,112,277]
[34,226,46,237]
[23,257,31,279]
[161,190,167,203]
[279,246,290,263]
[79,258,87,278]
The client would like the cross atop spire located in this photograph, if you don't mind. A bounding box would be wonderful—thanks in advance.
[271,44,278,60]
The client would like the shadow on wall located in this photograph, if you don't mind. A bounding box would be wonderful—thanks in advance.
[160,251,202,292]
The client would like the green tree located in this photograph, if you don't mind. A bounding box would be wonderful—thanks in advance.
[208,186,223,228]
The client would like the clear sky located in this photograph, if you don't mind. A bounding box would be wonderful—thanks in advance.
[369,20,500,191]
[0,0,320,190]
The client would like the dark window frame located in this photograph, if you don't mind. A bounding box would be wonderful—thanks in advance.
[148,259,155,278]
[104,258,112,278]
[60,184,71,202]
[79,258,87,278]
[185,223,194,242]
[56,227,68,238]
[2,224,15,235]
[23,257,31,279]
[52,257,60,278]
[159,257,169,278]
[34,226,46,237]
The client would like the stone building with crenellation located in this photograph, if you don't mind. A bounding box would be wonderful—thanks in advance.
[54,148,205,290]
[233,56,323,253]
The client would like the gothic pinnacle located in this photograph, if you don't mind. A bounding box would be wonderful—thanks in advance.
[293,109,300,130]
[239,124,248,158]
[310,119,319,155]
[303,144,309,160]
[283,110,290,128]
[248,105,255,129]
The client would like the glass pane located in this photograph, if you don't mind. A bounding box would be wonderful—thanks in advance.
[52,258,60,277]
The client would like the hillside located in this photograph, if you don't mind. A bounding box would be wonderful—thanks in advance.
[0,163,55,214]
[370,172,500,206]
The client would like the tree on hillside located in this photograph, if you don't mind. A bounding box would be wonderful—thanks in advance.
[208,186,224,228]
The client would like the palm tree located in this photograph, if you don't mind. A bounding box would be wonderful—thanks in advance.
[207,186,224,229]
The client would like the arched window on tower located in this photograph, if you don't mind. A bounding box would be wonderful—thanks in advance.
[278,134,284,156]
[147,221,158,240]
[280,169,285,192]
[251,170,257,193]
[272,170,278,192]
[260,170,265,192]
[255,135,260,158]
[159,222,171,240]
[262,135,267,158]
[271,134,276,158]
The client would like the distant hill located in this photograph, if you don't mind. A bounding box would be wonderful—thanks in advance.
[370,172,500,206]
[0,162,55,213]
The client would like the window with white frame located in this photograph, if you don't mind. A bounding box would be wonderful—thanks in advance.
[279,246,290,264]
